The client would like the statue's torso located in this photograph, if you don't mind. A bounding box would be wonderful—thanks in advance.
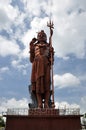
[34,42,50,57]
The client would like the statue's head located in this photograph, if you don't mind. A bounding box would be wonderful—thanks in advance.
[37,30,47,42]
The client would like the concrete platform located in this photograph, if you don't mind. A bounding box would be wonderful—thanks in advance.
[5,109,82,130]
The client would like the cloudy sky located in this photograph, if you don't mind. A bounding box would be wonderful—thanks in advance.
[0,0,86,114]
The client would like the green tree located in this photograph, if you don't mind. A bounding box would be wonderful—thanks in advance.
[82,113,86,129]
[0,117,5,127]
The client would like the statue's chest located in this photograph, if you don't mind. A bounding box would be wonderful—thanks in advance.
[35,43,49,57]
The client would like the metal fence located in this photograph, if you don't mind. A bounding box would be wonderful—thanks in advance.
[59,108,80,115]
[3,108,80,116]
[6,108,28,115]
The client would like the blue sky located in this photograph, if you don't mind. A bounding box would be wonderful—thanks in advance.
[0,0,86,114]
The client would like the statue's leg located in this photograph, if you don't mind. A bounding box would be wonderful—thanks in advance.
[36,93,43,108]
[44,91,50,108]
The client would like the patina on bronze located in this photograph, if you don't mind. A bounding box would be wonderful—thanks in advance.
[29,29,54,108]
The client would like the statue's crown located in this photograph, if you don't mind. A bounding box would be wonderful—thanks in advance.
[37,30,47,42]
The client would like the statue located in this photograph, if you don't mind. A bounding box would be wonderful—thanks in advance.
[29,29,54,108]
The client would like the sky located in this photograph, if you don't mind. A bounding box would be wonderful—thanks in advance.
[0,0,86,114]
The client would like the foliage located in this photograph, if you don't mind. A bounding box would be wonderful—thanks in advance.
[82,113,86,129]
[84,113,86,118]
[0,117,5,127]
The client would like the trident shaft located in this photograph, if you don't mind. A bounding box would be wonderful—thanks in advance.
[47,20,55,108]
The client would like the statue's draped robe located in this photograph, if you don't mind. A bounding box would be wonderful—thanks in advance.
[30,42,51,94]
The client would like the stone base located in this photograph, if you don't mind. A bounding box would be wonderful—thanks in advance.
[29,108,59,115]
[5,109,82,130]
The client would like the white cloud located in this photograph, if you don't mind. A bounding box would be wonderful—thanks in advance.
[0,0,85,60]
[0,67,9,80]
[55,101,82,115]
[0,96,85,115]
[11,60,19,67]
[52,1,86,59]
[0,0,19,30]
[1,97,85,115]
[55,98,86,114]
[32,0,86,59]
[11,59,29,75]
[0,8,10,29]
[11,60,28,69]
[30,17,49,30]
[21,17,49,59]
[53,10,86,59]
[55,101,80,109]
[0,0,12,5]
[0,67,9,73]
[79,74,86,82]
[0,98,28,114]
[21,48,29,58]
[0,97,79,113]
[0,36,20,57]
[21,0,47,17]
[54,73,80,88]
[22,17,49,45]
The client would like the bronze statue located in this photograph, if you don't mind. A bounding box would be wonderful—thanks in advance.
[29,30,54,108]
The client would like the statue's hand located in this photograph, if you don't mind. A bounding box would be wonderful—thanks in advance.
[32,38,37,43]
[30,38,37,47]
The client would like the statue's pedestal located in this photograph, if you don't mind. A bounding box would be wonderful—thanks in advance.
[5,109,82,130]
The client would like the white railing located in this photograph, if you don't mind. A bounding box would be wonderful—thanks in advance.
[7,108,28,115]
[59,108,80,115]
[4,108,80,116]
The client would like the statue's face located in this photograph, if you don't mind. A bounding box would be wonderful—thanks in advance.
[37,30,47,42]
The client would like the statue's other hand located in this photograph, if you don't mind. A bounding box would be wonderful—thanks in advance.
[32,38,37,43]
[30,38,37,46]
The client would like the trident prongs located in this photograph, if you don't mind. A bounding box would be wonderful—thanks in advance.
[47,20,54,29]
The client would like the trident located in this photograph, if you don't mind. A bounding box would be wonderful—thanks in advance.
[47,20,55,108]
